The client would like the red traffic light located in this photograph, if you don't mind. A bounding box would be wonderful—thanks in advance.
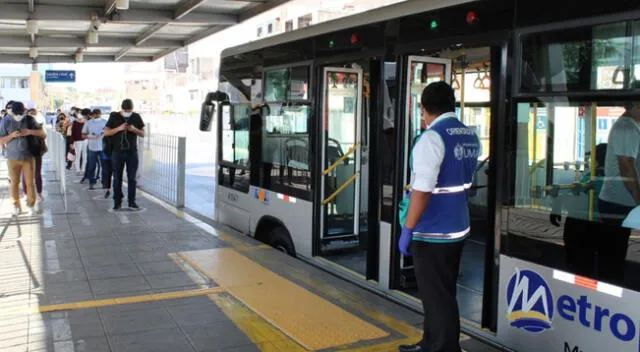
[350,33,360,44]
[466,11,478,25]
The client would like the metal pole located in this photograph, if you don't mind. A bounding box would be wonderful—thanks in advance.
[589,102,597,221]
[177,136,186,208]
[531,103,538,208]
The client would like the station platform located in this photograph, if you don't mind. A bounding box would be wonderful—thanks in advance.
[0,155,501,352]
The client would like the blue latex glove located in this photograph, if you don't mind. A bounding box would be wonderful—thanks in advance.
[399,226,413,256]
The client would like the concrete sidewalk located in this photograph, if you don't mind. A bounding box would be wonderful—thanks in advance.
[0,154,500,352]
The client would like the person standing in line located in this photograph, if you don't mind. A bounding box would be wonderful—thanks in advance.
[597,102,640,284]
[101,126,113,199]
[398,82,480,352]
[104,99,145,210]
[55,113,67,134]
[1,101,15,158]
[0,102,46,216]
[21,108,45,202]
[92,110,102,181]
[63,112,74,169]
[82,109,106,190]
[72,108,89,179]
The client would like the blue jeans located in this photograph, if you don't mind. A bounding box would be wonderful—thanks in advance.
[86,150,101,185]
[101,152,113,189]
[112,150,139,204]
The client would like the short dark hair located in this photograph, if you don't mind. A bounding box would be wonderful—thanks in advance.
[420,81,456,116]
[81,108,91,117]
[92,109,101,116]
[6,101,14,109]
[121,99,134,111]
[12,101,25,116]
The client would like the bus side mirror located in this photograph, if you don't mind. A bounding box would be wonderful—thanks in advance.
[199,92,217,132]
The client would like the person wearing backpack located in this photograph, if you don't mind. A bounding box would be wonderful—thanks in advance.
[21,107,46,201]
[82,109,107,190]
[0,102,46,216]
[101,123,114,199]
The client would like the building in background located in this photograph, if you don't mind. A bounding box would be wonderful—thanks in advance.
[164,48,189,73]
[0,64,32,109]
[254,0,406,39]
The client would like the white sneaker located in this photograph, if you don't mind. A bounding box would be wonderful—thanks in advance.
[26,206,36,217]
[12,207,21,217]
[34,200,42,214]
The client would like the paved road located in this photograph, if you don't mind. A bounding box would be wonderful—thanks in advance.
[144,114,217,219]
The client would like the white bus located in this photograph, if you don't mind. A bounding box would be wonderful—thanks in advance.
[200,1,640,350]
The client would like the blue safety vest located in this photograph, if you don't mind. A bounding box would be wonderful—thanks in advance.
[411,116,481,242]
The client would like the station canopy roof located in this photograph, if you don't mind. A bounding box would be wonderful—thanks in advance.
[0,0,289,64]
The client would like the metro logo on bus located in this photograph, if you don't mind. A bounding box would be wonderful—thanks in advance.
[505,267,640,348]
[506,269,554,333]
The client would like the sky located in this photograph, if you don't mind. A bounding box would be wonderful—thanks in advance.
[2,0,407,91]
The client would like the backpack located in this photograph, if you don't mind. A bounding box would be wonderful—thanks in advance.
[25,115,47,157]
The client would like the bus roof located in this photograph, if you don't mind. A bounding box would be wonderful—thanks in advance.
[221,0,476,59]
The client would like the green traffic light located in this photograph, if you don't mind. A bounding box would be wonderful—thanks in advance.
[430,20,439,30]
[329,40,335,48]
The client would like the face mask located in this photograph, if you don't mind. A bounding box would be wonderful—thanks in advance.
[122,112,132,118]
[12,114,24,122]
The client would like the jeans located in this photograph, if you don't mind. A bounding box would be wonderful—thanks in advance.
[101,152,113,189]
[86,150,101,185]
[112,150,138,204]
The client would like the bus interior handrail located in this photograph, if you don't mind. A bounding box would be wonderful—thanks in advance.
[322,172,360,205]
[322,143,361,176]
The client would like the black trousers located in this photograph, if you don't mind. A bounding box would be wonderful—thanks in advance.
[412,240,464,352]
[112,150,139,204]
[597,199,633,284]
[563,216,598,278]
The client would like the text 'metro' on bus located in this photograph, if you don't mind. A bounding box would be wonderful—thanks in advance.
[199,1,640,350]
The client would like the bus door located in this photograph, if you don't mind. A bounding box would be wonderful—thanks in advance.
[399,56,452,280]
[319,67,365,251]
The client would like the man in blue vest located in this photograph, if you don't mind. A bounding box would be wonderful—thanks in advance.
[399,82,480,352]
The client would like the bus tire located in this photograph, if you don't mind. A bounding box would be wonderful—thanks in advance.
[268,226,295,257]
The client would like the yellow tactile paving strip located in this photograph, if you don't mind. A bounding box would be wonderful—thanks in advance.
[179,248,390,351]
[1,287,226,316]
[210,293,306,351]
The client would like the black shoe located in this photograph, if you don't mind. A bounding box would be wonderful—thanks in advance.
[113,203,121,211]
[80,178,86,184]
[89,184,95,190]
[104,190,110,199]
[399,344,422,352]
[128,202,140,210]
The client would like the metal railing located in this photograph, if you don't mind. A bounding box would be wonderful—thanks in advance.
[138,134,186,207]
[46,129,68,210]
[45,125,187,209]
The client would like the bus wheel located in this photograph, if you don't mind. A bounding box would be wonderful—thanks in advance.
[268,226,295,257]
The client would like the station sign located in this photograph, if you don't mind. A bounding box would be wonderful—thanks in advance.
[497,255,640,352]
[45,70,76,83]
